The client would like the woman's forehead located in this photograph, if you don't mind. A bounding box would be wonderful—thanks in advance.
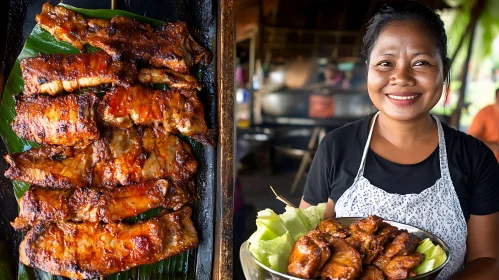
[371,21,439,56]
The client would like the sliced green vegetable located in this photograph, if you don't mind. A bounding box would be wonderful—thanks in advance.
[432,251,447,269]
[249,231,294,273]
[254,209,287,237]
[416,238,434,254]
[415,238,447,274]
[279,207,310,241]
[248,226,280,244]
[303,203,326,229]
[415,259,435,275]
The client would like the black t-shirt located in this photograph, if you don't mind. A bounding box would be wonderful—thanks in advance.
[303,114,499,221]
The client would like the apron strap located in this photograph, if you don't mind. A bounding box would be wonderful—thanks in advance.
[433,115,450,180]
[356,111,380,177]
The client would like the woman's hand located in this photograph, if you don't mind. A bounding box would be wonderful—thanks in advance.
[299,197,336,218]
[451,212,499,279]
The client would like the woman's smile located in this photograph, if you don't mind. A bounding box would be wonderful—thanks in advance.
[386,92,422,105]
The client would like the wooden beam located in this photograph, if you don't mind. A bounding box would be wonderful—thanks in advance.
[213,0,234,279]
[263,25,361,37]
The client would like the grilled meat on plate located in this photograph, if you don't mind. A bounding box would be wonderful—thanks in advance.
[11,179,193,230]
[36,3,210,73]
[19,207,198,279]
[21,51,136,96]
[4,127,198,188]
[12,92,99,147]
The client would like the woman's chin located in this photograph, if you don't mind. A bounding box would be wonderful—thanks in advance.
[379,107,429,122]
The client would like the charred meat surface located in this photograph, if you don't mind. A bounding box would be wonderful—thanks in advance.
[376,222,404,246]
[317,218,349,239]
[12,179,193,230]
[19,207,198,279]
[4,127,198,188]
[345,215,384,265]
[12,92,99,146]
[358,265,386,280]
[138,68,202,91]
[383,231,421,258]
[4,145,94,189]
[99,85,214,146]
[21,52,136,96]
[320,237,362,280]
[381,253,425,279]
[35,3,88,49]
[92,127,198,186]
[36,3,210,73]
[287,230,331,279]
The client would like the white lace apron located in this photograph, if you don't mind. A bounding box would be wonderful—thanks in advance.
[335,112,467,279]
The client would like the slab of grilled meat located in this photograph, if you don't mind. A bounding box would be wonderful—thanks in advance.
[36,3,210,73]
[4,127,198,188]
[4,144,94,189]
[320,237,362,280]
[383,231,421,258]
[375,253,424,279]
[92,127,198,186]
[317,218,349,239]
[21,51,136,96]
[138,68,202,91]
[11,179,193,230]
[287,230,331,279]
[345,215,384,265]
[19,206,198,279]
[12,92,99,147]
[372,231,424,279]
[375,222,404,246]
[99,85,215,146]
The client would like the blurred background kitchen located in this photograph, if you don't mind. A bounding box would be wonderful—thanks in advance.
[232,0,499,278]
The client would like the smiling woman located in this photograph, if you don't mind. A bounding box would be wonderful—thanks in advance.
[300,1,499,280]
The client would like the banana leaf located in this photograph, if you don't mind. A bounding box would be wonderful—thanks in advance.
[0,4,203,280]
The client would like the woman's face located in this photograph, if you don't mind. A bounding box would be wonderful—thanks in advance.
[367,21,445,121]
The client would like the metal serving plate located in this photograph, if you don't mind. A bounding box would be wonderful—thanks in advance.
[240,217,450,280]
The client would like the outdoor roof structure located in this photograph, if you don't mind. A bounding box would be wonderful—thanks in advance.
[235,0,451,61]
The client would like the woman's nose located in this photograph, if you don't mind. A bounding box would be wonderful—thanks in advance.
[390,65,416,87]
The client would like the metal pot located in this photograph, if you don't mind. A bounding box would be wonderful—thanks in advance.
[333,92,373,117]
[261,88,373,118]
[261,89,310,118]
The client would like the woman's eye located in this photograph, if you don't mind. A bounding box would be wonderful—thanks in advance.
[376,61,393,67]
[413,60,431,67]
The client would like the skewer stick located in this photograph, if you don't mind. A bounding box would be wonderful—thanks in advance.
[111,0,116,9]
[270,186,296,208]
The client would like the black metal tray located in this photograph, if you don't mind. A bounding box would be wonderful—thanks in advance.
[0,0,218,278]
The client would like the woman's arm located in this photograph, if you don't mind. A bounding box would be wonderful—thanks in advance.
[299,197,336,219]
[451,212,499,279]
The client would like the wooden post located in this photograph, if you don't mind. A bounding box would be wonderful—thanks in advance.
[213,0,234,279]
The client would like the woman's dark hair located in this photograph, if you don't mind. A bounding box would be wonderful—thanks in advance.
[361,1,450,85]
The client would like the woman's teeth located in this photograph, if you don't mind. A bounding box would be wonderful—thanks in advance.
[387,94,420,100]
